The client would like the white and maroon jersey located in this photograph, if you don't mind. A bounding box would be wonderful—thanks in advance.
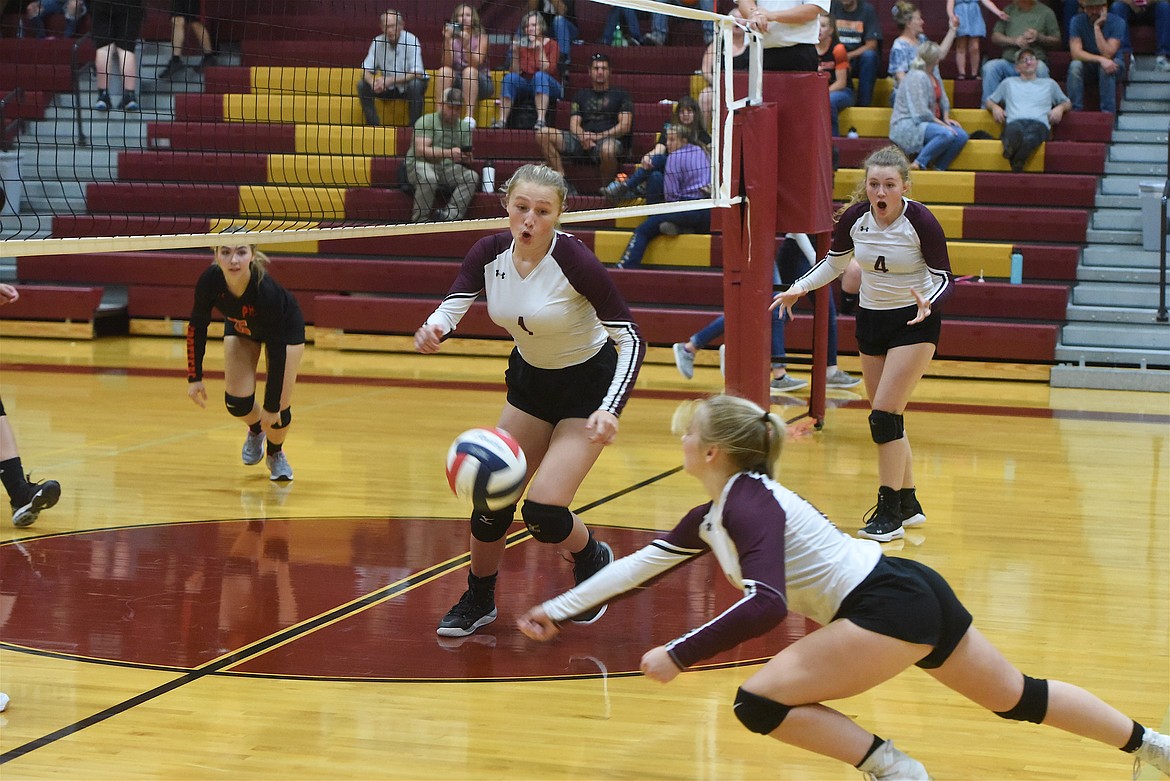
[425,230,645,416]
[541,471,882,669]
[791,198,953,311]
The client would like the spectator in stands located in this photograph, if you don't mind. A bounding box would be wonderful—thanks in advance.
[817,12,853,136]
[529,0,577,75]
[434,3,493,128]
[357,9,428,127]
[157,0,215,80]
[615,124,711,269]
[1067,0,1126,113]
[20,0,86,39]
[91,0,144,112]
[537,53,632,194]
[736,0,830,71]
[985,46,1072,171]
[406,87,478,223]
[831,0,882,106]
[187,232,306,483]
[699,7,749,122]
[889,40,970,171]
[600,5,644,45]
[948,0,1010,80]
[888,1,957,99]
[646,0,716,47]
[0,286,61,529]
[600,95,709,203]
[1110,0,1170,71]
[498,10,562,129]
[980,0,1062,104]
[773,145,953,541]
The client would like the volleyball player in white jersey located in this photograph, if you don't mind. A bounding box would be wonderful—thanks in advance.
[518,395,1170,781]
[416,163,646,637]
[772,145,951,542]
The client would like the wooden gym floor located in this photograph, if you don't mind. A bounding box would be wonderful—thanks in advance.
[0,335,1166,780]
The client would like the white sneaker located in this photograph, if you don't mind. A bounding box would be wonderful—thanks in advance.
[672,343,695,379]
[858,739,932,781]
[719,344,725,378]
[1135,729,1170,778]
[826,368,862,388]
[1156,55,1170,73]
[266,452,293,482]
[0,692,8,712]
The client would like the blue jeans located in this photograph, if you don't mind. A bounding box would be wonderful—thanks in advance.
[602,9,641,44]
[551,16,578,64]
[829,88,855,137]
[916,123,969,170]
[773,237,838,366]
[652,0,715,43]
[1067,58,1123,112]
[851,48,880,107]
[1111,0,1170,56]
[624,152,667,203]
[620,207,711,268]
[501,71,562,103]
[981,58,1050,104]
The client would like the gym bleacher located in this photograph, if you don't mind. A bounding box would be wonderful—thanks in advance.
[1,0,1157,366]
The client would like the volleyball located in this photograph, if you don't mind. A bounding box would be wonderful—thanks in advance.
[445,428,528,512]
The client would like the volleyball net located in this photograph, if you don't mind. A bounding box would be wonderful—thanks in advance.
[0,0,759,257]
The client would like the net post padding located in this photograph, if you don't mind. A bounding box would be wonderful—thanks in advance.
[724,71,835,416]
[722,102,777,410]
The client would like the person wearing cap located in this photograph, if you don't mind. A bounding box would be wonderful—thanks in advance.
[187,229,306,482]
[984,46,1072,172]
[1068,0,1126,113]
[980,0,1062,104]
[405,87,479,223]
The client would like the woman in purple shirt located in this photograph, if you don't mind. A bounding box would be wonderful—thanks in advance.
[615,124,712,269]
[519,394,1170,781]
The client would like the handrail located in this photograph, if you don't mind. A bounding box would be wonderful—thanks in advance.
[1157,120,1168,322]
[71,32,92,147]
[0,87,24,152]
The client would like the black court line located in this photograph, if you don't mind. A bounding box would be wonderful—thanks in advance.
[0,465,685,765]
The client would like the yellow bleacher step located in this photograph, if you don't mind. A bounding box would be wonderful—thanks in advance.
[838,107,1001,139]
[209,218,320,254]
[593,230,712,267]
[834,169,977,203]
[268,154,372,186]
[238,185,348,220]
[295,125,398,156]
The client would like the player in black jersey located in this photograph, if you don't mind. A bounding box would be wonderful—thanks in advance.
[186,237,306,482]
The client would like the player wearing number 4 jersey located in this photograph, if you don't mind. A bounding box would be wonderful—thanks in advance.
[415,163,645,638]
[773,146,950,543]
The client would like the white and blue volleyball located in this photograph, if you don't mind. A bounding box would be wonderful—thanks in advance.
[445,428,527,513]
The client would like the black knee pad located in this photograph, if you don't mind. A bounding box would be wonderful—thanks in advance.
[995,675,1048,724]
[224,393,255,418]
[868,409,905,444]
[733,687,792,735]
[270,407,292,430]
[521,500,574,544]
[470,505,516,543]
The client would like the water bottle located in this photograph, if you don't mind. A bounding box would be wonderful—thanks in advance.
[614,24,626,47]
[1010,248,1023,284]
[482,161,496,193]
[846,127,859,139]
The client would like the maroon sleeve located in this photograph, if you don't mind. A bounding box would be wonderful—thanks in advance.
[904,200,954,309]
[831,201,868,255]
[666,478,790,670]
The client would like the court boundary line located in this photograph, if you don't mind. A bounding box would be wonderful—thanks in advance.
[0,467,686,764]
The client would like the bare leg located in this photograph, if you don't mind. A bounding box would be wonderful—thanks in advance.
[742,619,931,766]
[265,343,304,448]
[597,138,620,183]
[434,66,454,111]
[169,15,184,58]
[537,126,565,173]
[860,342,934,489]
[222,336,262,427]
[118,47,139,93]
[95,44,112,90]
[462,66,479,121]
[928,627,1137,747]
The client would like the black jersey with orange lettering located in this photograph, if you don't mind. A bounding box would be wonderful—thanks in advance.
[187,265,304,412]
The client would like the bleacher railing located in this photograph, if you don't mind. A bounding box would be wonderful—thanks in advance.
[1158,120,1168,324]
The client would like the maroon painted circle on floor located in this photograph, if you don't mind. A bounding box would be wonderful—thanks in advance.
[0,519,814,680]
